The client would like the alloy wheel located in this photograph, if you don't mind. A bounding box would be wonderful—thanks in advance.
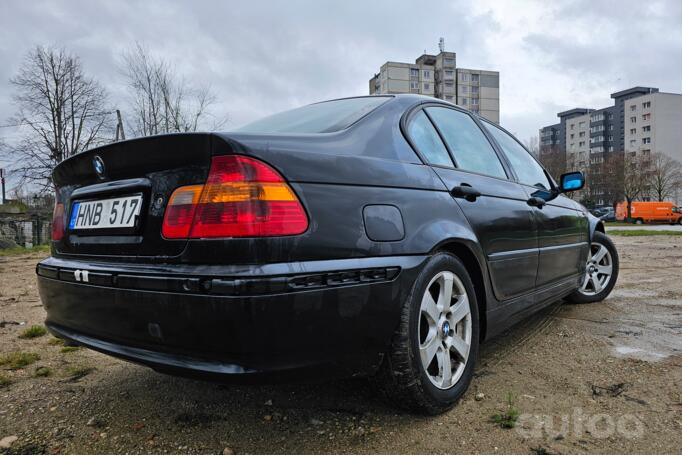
[579,242,613,296]
[418,271,472,390]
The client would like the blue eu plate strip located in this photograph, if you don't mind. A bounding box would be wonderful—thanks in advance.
[69,202,80,229]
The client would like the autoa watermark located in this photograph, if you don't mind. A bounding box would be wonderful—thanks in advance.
[516,408,644,440]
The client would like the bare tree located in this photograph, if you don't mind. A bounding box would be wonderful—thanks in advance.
[525,135,539,158]
[538,145,567,182]
[620,152,650,220]
[8,46,113,191]
[121,44,224,136]
[647,151,682,202]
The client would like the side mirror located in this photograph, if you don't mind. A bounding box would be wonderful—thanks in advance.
[560,171,585,192]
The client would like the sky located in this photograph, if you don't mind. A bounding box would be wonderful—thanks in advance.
[1,0,682,188]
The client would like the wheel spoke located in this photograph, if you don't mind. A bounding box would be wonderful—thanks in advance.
[591,275,603,293]
[438,347,452,386]
[592,245,608,263]
[421,292,439,324]
[438,272,454,313]
[420,335,439,367]
[449,294,470,325]
[581,273,590,291]
[446,334,470,361]
[597,264,612,276]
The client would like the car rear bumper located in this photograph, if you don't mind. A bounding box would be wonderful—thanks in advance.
[37,255,427,381]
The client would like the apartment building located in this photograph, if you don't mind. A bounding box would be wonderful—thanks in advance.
[539,86,682,205]
[369,50,500,123]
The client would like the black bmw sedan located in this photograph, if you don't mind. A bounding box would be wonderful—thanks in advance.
[37,95,619,414]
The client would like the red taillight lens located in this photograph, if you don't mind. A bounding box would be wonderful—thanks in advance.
[162,155,308,239]
[52,202,65,241]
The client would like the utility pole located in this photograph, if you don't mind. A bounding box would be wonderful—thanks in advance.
[115,109,126,141]
[0,168,6,204]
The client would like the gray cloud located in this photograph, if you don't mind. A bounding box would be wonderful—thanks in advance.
[1,0,682,186]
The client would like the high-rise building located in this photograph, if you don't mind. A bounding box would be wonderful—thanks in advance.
[539,86,682,205]
[369,50,500,123]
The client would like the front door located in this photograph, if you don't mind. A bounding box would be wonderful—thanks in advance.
[481,121,588,289]
[415,106,539,301]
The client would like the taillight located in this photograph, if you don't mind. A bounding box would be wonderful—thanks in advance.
[52,202,65,241]
[162,155,308,239]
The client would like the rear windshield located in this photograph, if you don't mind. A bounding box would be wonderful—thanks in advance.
[233,96,391,134]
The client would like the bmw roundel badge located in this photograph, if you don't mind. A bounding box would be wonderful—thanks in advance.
[93,155,105,179]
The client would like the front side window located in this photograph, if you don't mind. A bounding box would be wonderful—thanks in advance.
[425,107,507,179]
[483,122,552,190]
[407,111,453,167]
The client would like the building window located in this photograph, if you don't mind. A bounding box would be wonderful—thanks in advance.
[579,141,585,147]
[642,137,651,144]
[471,98,479,105]
[410,81,419,90]
[570,124,575,130]
[609,125,614,130]
[642,101,651,109]
[460,98,468,105]
[579,121,586,128]
[443,58,455,66]
[609,146,614,152]
[608,113,613,120]
[410,68,419,78]
[608,135,613,141]
[423,70,431,79]
[445,82,454,88]
[630,105,636,111]
[630,128,636,134]
[457,72,466,81]
[445,95,453,100]
[460,85,468,94]
[471,86,479,94]
[471,74,479,83]
[642,125,651,132]
[579,131,585,137]
[630,116,636,123]
[630,139,637,146]
[423,83,430,90]
[642,113,651,120]
[570,133,575,139]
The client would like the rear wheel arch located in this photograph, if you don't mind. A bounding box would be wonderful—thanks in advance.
[433,240,487,342]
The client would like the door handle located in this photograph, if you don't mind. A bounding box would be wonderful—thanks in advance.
[451,185,481,202]
[527,196,547,208]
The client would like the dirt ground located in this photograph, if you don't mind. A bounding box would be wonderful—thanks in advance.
[1,236,681,455]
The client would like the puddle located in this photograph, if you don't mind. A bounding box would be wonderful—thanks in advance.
[613,345,668,361]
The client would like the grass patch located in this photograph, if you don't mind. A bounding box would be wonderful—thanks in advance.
[608,230,682,237]
[48,337,65,346]
[34,366,52,377]
[65,365,95,381]
[60,346,80,353]
[19,325,47,339]
[491,392,520,429]
[0,244,50,256]
[0,352,40,370]
[0,373,11,388]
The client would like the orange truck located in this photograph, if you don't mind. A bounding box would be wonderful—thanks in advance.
[615,201,682,224]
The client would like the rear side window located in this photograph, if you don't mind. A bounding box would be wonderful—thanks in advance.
[407,111,453,167]
[233,96,390,133]
[483,122,552,190]
[425,107,507,179]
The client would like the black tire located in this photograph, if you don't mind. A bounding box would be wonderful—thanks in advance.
[635,218,644,225]
[375,252,480,415]
[566,231,619,304]
[678,218,682,225]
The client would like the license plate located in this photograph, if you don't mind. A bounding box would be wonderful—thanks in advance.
[69,195,143,230]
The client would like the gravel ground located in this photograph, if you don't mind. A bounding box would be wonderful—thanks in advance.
[1,236,681,455]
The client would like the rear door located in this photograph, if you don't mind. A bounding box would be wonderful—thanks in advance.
[406,105,538,301]
[481,121,588,288]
